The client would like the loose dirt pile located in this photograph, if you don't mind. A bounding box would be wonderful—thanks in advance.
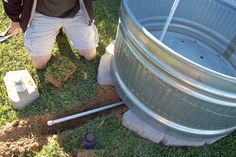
[0,86,127,156]
[0,120,48,156]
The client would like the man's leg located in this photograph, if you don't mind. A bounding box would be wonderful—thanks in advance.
[63,10,99,60]
[24,13,62,69]
[31,54,52,69]
[79,48,96,60]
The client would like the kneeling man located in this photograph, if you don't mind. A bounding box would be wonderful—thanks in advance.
[3,0,99,69]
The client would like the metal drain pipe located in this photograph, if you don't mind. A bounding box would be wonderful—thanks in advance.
[47,101,125,126]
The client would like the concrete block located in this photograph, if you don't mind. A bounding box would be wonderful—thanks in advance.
[105,40,115,55]
[162,133,205,146]
[162,132,226,146]
[97,41,116,86]
[122,110,225,146]
[122,110,165,144]
[3,70,39,110]
[97,53,114,86]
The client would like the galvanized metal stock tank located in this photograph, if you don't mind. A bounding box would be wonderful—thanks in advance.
[112,0,236,140]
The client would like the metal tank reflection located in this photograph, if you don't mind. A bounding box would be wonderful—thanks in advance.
[112,0,236,140]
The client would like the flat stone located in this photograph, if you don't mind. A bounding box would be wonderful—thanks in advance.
[162,133,205,146]
[162,132,227,146]
[3,70,39,110]
[105,40,115,55]
[97,42,115,86]
[122,110,165,144]
[122,110,226,146]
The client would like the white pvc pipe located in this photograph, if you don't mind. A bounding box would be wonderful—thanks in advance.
[159,0,181,41]
[47,101,124,126]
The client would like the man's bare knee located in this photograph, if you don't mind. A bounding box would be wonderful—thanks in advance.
[32,61,47,69]
[31,54,51,69]
[78,48,96,61]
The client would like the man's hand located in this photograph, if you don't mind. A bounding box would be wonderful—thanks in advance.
[10,22,22,35]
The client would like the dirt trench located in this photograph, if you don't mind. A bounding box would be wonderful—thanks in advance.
[0,86,127,156]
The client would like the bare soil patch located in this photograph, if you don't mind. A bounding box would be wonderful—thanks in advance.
[0,86,127,156]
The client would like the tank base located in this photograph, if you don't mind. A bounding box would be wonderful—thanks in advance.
[123,110,227,146]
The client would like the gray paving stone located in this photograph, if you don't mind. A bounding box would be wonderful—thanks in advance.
[122,110,226,146]
[105,40,115,55]
[122,110,165,144]
[97,53,114,86]
[3,70,39,110]
[97,42,115,86]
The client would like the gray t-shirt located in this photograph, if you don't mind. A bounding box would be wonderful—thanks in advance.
[36,0,80,18]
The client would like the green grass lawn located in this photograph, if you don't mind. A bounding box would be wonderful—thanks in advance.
[0,0,236,156]
[0,0,119,124]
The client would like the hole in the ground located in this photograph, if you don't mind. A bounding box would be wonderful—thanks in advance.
[200,56,204,59]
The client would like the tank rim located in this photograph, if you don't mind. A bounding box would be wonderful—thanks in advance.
[122,0,236,82]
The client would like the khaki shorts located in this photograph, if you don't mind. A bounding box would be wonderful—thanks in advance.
[24,9,99,56]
